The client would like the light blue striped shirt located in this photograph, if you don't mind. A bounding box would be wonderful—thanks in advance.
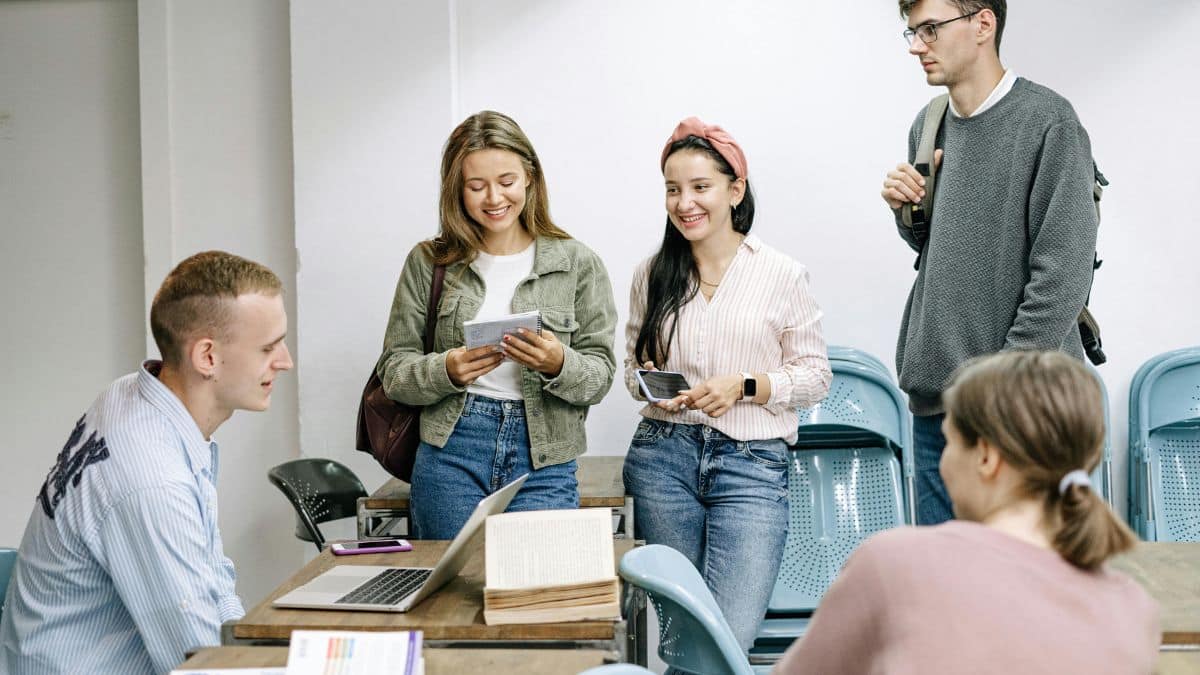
[1,361,244,674]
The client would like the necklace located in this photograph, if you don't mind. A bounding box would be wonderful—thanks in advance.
[699,279,720,287]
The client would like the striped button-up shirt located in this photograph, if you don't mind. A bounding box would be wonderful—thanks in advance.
[624,234,832,444]
[1,361,243,675]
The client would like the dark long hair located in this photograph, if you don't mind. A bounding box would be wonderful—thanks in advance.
[634,136,756,366]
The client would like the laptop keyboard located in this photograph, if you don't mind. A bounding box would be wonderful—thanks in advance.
[335,568,433,606]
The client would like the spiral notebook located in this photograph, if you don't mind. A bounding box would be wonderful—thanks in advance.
[463,310,542,349]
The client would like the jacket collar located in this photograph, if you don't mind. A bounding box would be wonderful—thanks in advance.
[530,236,572,276]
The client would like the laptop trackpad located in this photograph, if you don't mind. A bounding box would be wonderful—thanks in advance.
[306,566,379,593]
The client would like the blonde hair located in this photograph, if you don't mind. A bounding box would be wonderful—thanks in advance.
[150,250,282,365]
[426,110,569,266]
[943,351,1136,569]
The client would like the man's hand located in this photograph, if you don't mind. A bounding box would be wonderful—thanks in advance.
[502,328,565,377]
[881,149,943,210]
[446,345,504,386]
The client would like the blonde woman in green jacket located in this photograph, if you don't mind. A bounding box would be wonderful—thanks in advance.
[377,111,618,539]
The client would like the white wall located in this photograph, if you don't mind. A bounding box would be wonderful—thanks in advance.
[291,0,1200,520]
[0,0,144,545]
[138,0,307,604]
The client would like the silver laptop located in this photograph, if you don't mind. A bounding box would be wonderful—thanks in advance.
[274,473,528,612]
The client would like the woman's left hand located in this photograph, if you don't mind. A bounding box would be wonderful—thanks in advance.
[502,328,565,377]
[681,374,743,418]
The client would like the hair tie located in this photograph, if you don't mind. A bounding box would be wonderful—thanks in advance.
[660,116,748,179]
[1057,469,1091,495]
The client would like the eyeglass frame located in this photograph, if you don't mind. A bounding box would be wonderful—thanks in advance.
[903,9,982,46]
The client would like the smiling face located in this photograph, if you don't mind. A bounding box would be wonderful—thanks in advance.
[663,149,745,244]
[211,292,293,413]
[906,0,982,87]
[460,148,530,238]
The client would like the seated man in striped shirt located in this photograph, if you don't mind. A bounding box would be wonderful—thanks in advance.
[1,251,294,675]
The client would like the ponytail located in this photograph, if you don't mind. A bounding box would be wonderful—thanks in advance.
[1048,482,1137,570]
[944,351,1138,570]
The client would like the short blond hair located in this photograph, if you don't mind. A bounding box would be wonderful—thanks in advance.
[150,251,282,365]
[943,351,1136,569]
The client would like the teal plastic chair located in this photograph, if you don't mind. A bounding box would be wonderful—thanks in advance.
[577,665,656,675]
[752,356,911,666]
[826,346,892,382]
[619,544,756,675]
[1128,348,1200,541]
[1,548,17,622]
[268,459,368,551]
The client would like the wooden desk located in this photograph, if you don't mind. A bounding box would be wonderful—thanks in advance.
[225,539,646,665]
[1110,542,1200,646]
[358,455,633,539]
[179,646,613,673]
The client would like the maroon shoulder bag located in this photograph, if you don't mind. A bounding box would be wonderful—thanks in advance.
[355,265,447,482]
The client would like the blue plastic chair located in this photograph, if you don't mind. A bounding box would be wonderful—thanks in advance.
[577,665,657,675]
[826,346,892,382]
[1128,348,1200,541]
[1,548,17,622]
[619,544,756,675]
[751,356,912,665]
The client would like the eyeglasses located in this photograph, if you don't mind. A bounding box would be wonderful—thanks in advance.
[903,9,981,46]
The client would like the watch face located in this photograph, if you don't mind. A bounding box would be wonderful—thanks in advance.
[743,377,757,397]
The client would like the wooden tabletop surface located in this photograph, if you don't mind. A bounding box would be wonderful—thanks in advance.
[231,538,636,641]
[1110,542,1200,646]
[363,455,626,510]
[180,646,613,673]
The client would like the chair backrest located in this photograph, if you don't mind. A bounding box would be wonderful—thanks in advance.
[827,346,893,383]
[618,545,753,675]
[267,459,367,550]
[0,547,17,621]
[795,359,914,523]
[769,447,904,614]
[1129,348,1200,541]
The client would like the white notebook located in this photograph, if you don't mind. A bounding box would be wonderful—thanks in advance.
[463,310,542,349]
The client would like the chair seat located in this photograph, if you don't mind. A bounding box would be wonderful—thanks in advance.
[755,617,811,642]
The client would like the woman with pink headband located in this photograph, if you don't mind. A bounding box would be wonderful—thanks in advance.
[622,117,832,652]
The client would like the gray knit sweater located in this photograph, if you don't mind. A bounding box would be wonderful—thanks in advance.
[894,78,1099,415]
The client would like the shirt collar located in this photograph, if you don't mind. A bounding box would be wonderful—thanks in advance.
[742,233,763,252]
[138,360,218,478]
[948,69,1017,118]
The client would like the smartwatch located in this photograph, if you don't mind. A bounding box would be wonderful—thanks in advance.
[741,372,757,400]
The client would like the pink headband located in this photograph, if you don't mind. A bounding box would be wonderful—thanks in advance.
[660,116,748,179]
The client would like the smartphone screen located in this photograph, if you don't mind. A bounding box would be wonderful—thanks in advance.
[637,369,691,401]
[338,539,409,551]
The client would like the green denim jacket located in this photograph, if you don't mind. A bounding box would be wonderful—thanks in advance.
[377,236,617,469]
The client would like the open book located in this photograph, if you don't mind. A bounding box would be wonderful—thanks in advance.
[483,508,621,625]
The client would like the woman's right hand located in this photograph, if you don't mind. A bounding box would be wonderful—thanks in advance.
[446,345,504,386]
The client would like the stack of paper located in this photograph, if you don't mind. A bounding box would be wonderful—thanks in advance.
[285,630,423,675]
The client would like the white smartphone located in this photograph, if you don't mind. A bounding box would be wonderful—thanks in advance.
[330,538,413,555]
[635,369,691,403]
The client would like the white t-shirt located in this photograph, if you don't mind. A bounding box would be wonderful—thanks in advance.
[466,243,536,401]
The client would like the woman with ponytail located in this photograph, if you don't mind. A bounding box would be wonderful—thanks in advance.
[774,350,1160,675]
[622,117,831,652]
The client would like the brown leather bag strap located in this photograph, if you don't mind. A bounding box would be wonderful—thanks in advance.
[422,265,446,354]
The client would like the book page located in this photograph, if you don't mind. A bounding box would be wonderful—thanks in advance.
[462,310,541,349]
[485,508,614,590]
[284,630,422,675]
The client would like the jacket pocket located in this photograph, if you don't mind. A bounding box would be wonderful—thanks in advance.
[541,309,579,348]
[433,293,461,350]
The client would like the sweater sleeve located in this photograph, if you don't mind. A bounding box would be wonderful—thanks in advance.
[1003,119,1098,351]
[772,539,888,675]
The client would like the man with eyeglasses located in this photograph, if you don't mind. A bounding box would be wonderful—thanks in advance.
[880,0,1100,526]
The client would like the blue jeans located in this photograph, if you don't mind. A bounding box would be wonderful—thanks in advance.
[410,394,579,539]
[914,412,953,525]
[623,418,789,653]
